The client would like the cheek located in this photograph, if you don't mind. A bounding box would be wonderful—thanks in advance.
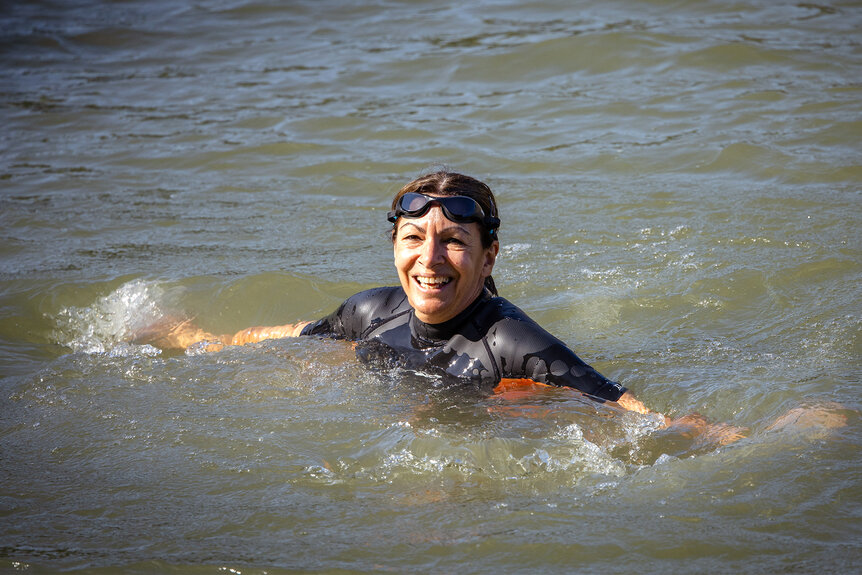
[452,251,481,277]
[393,246,414,272]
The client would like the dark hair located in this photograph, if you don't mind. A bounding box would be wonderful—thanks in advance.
[390,170,500,295]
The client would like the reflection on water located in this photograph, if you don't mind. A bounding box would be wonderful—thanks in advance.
[1,0,860,572]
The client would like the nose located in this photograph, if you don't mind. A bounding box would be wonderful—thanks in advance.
[418,235,445,268]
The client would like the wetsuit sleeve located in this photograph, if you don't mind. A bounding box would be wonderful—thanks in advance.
[300,304,348,338]
[299,287,406,341]
[491,313,627,402]
[527,340,626,401]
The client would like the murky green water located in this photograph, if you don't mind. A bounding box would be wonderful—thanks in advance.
[1,0,860,573]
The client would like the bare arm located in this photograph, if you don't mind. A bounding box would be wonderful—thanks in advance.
[615,391,663,418]
[137,319,311,352]
[226,322,311,345]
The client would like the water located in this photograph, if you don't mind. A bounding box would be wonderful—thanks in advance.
[1,0,860,572]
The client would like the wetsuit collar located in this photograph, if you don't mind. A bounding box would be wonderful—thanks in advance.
[409,289,492,343]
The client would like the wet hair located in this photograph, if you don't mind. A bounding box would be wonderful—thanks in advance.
[390,170,500,296]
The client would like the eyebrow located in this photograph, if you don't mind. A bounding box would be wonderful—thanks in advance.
[398,221,473,236]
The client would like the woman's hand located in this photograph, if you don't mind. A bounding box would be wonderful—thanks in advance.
[614,392,746,446]
[133,318,226,351]
[664,413,748,446]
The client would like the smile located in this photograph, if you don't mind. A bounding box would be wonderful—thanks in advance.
[414,276,452,289]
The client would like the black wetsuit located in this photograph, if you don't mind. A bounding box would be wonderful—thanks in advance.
[301,286,626,401]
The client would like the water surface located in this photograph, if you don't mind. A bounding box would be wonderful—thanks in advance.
[1,0,860,573]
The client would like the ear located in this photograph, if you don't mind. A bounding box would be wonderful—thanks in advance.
[483,241,499,276]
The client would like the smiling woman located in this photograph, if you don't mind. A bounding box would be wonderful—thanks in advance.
[140,158,853,448]
[144,172,662,410]
[140,171,759,440]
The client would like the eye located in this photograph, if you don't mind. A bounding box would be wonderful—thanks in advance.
[400,233,423,243]
[444,235,473,249]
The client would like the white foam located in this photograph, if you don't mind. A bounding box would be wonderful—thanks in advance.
[54,279,175,356]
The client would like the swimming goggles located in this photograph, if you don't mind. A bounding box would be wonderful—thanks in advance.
[387,192,500,232]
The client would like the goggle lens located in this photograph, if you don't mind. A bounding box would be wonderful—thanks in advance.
[401,193,438,214]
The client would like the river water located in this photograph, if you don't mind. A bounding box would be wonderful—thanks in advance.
[1,0,860,573]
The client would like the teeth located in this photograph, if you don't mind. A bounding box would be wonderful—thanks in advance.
[416,276,451,287]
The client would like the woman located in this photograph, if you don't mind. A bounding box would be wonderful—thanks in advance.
[146,170,844,441]
[154,170,663,418]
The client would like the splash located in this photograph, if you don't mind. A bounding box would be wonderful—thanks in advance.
[54,279,179,356]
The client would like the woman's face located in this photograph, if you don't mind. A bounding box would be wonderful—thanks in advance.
[393,202,498,325]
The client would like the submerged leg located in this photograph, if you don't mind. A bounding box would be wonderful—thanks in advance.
[765,402,848,433]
